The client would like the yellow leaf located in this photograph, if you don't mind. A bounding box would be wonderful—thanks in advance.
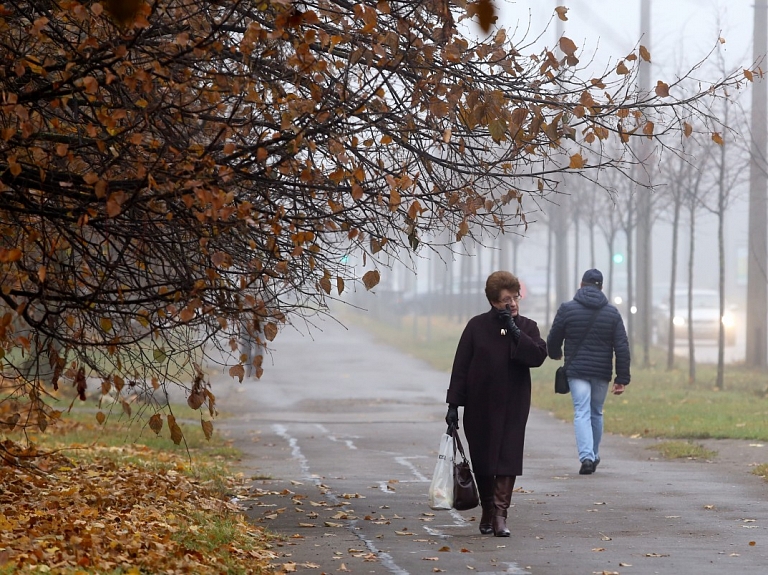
[100,317,113,332]
[362,270,380,290]
[555,6,568,21]
[655,80,670,97]
[569,153,584,169]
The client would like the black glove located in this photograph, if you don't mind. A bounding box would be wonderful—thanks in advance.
[497,306,521,341]
[445,404,459,431]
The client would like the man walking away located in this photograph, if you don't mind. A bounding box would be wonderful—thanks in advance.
[547,269,630,475]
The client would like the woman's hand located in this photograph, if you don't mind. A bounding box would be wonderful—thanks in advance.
[445,405,459,430]
[612,383,626,395]
[498,306,521,341]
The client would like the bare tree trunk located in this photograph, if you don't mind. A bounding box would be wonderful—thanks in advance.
[687,202,696,384]
[573,216,580,286]
[607,231,616,304]
[625,195,635,353]
[747,0,768,367]
[716,140,727,390]
[666,197,681,370]
[546,223,553,327]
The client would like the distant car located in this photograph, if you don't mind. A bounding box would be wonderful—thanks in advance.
[655,289,736,346]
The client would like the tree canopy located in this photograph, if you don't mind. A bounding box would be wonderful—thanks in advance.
[0,0,750,438]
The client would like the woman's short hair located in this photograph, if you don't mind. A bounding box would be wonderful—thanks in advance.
[485,271,521,303]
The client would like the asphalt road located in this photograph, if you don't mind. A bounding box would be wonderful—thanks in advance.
[212,317,768,575]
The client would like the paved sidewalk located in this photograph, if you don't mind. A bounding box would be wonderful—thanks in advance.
[211,319,768,575]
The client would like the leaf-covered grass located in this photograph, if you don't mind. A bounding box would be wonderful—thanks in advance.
[647,440,718,460]
[345,312,768,441]
[0,404,276,574]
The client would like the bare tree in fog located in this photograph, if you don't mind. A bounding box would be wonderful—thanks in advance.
[656,146,701,370]
[698,93,749,389]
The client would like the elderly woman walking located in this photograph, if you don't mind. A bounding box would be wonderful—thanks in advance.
[445,271,548,537]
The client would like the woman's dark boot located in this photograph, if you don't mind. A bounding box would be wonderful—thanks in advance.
[475,475,494,535]
[492,475,516,537]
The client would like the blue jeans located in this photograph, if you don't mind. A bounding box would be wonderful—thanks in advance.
[569,378,610,463]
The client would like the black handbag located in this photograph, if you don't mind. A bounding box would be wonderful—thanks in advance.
[555,307,601,394]
[451,426,479,510]
[554,366,569,394]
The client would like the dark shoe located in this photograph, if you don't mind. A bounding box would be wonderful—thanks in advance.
[492,512,510,537]
[479,506,494,535]
[579,460,594,475]
[593,458,600,472]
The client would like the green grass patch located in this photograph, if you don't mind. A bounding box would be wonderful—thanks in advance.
[752,463,768,482]
[647,440,718,460]
[345,311,768,441]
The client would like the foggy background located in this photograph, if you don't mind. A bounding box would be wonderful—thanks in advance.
[343,1,762,365]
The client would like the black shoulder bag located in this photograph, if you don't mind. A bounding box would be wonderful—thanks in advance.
[554,307,601,394]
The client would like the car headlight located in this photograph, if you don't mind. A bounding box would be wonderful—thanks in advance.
[672,316,685,326]
[721,313,735,328]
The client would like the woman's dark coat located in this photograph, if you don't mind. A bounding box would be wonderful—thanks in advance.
[446,308,548,476]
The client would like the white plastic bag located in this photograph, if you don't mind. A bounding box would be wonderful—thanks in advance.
[428,432,455,510]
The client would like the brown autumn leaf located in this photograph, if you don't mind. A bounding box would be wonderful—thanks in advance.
[362,270,381,290]
[148,413,163,434]
[229,364,245,383]
[639,45,651,62]
[475,0,496,33]
[263,322,278,341]
[187,391,205,410]
[616,61,629,75]
[201,419,213,440]
[103,0,143,26]
[559,36,578,57]
[569,153,585,169]
[555,6,568,21]
[337,277,345,295]
[655,80,670,97]
[167,414,183,445]
[712,132,724,145]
